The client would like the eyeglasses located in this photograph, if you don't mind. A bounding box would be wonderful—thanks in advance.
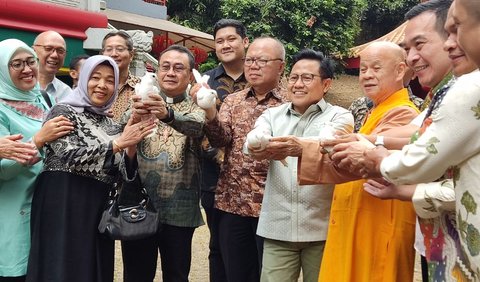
[244,57,283,67]
[102,46,129,54]
[159,64,187,73]
[33,44,67,55]
[287,73,322,85]
[9,57,38,71]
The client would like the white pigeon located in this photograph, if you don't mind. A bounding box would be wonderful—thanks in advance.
[246,129,271,151]
[135,72,160,100]
[192,69,217,109]
[247,129,288,167]
[135,72,160,138]
[317,123,337,153]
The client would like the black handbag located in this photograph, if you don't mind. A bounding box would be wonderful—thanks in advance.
[98,181,159,241]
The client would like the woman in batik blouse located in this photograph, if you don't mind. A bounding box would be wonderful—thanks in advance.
[26,55,156,282]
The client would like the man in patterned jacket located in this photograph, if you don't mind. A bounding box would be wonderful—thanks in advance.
[194,36,287,282]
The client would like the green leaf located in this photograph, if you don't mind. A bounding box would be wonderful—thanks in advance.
[471,100,480,120]
[466,224,480,256]
[461,191,478,215]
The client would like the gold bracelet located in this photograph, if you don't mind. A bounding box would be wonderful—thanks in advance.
[113,139,124,152]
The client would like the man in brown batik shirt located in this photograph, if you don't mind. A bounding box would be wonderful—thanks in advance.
[195,36,287,282]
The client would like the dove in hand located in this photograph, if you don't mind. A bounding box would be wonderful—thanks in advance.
[192,69,217,109]
[247,130,271,151]
[135,72,160,138]
[135,72,160,100]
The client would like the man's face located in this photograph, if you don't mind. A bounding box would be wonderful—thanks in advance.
[244,39,284,90]
[359,49,401,102]
[453,0,480,68]
[102,35,134,73]
[157,50,192,97]
[215,26,248,64]
[444,4,477,76]
[33,33,66,76]
[404,12,452,88]
[287,59,331,114]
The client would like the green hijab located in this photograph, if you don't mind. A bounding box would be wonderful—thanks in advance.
[0,38,48,110]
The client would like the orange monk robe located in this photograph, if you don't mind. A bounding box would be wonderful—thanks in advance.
[298,88,420,282]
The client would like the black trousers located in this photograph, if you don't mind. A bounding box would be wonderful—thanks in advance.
[218,210,263,282]
[121,224,195,282]
[201,192,227,282]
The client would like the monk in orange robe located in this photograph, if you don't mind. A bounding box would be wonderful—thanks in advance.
[297,42,420,282]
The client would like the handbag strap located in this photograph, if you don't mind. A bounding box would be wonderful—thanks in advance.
[40,90,53,108]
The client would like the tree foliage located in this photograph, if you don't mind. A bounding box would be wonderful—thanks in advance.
[166,0,418,64]
[166,0,220,34]
[359,0,419,43]
[220,0,366,62]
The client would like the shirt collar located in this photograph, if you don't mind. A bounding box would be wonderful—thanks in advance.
[288,98,327,116]
[246,86,284,101]
[46,77,60,92]
[126,72,141,88]
[161,90,187,104]
[432,72,454,95]
[213,64,246,82]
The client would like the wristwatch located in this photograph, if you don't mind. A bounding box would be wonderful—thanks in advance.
[374,135,385,147]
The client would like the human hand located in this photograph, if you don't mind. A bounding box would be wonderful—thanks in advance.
[321,133,361,150]
[132,93,168,120]
[329,134,374,172]
[34,116,74,148]
[358,146,389,179]
[143,93,169,120]
[363,178,416,201]
[0,134,38,164]
[115,116,157,150]
[267,136,303,158]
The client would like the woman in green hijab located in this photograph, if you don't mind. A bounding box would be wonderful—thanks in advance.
[0,38,73,281]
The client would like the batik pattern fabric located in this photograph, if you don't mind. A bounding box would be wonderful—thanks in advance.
[111,73,140,122]
[42,104,123,181]
[201,64,248,193]
[137,92,205,228]
[409,77,471,281]
[381,70,480,279]
[205,87,286,217]
[27,103,123,282]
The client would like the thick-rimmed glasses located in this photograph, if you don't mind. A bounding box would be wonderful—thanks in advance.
[9,57,38,71]
[287,73,322,85]
[244,57,283,67]
[33,44,66,55]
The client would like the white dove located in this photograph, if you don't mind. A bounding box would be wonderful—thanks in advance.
[192,69,217,109]
[247,129,288,167]
[317,123,338,153]
[135,72,160,101]
[246,129,271,151]
[135,72,160,138]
